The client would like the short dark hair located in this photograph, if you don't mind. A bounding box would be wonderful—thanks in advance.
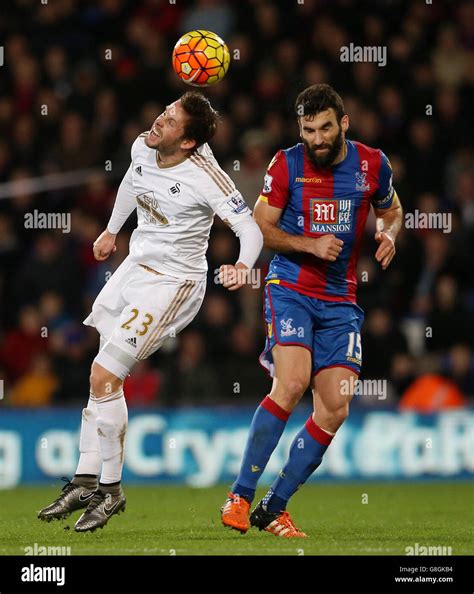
[295,84,345,122]
[180,91,219,149]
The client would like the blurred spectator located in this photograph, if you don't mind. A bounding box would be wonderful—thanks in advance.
[362,308,408,379]
[15,232,81,310]
[399,374,467,412]
[432,25,469,86]
[444,343,474,397]
[182,0,234,39]
[435,86,465,150]
[206,229,238,287]
[0,214,19,262]
[124,360,162,406]
[406,119,443,194]
[378,86,405,148]
[452,168,474,228]
[9,354,58,407]
[50,326,91,403]
[0,306,46,381]
[199,293,235,363]
[426,275,473,352]
[162,330,219,403]
[221,322,268,400]
[390,353,416,397]
[38,291,73,332]
[412,232,451,316]
[225,129,270,209]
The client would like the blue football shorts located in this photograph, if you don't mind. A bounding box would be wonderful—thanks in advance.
[259,282,365,377]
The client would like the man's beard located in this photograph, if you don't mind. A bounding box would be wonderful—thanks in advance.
[304,128,344,168]
[146,133,183,156]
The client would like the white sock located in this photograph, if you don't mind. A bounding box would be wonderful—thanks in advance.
[75,395,101,477]
[95,390,128,484]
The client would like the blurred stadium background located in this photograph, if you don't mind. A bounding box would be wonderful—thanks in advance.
[0,0,473,493]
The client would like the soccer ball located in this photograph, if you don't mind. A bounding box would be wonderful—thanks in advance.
[172,30,230,86]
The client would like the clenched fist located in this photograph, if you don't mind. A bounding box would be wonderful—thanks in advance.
[93,229,117,261]
[374,219,395,270]
[307,234,344,262]
[219,262,249,291]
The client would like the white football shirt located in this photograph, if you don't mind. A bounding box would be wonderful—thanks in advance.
[107,133,254,280]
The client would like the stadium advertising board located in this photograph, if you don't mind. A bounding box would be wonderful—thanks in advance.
[1,407,473,488]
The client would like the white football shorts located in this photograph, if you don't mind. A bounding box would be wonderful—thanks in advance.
[83,256,206,380]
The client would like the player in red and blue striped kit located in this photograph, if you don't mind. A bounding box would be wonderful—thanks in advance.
[221,84,403,537]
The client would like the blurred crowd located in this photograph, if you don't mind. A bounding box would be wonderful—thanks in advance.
[0,0,473,408]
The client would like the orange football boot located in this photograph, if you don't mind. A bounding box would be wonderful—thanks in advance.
[221,492,251,534]
[250,501,308,537]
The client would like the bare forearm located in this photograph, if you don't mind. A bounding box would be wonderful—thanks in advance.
[259,220,310,254]
[253,203,344,261]
[378,204,403,241]
[373,197,403,270]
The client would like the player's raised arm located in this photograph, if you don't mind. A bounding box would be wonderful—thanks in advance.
[93,161,137,261]
[204,176,263,290]
[217,196,264,291]
[371,152,403,270]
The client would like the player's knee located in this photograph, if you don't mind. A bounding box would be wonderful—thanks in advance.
[328,404,349,429]
[89,363,122,398]
[277,378,309,408]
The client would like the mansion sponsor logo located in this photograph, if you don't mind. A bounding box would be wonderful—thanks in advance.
[21,564,65,587]
[24,210,71,233]
[311,198,353,233]
[340,43,387,67]
[405,543,452,556]
[405,210,452,233]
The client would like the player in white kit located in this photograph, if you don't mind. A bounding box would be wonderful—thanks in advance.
[38,92,263,532]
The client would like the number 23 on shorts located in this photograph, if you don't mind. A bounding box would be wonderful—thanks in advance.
[121,309,154,335]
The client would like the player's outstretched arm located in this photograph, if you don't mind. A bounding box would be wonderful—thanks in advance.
[219,213,263,291]
[253,198,343,262]
[373,193,403,270]
[107,164,137,234]
[92,164,137,261]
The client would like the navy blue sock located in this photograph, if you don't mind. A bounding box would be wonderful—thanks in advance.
[232,395,290,503]
[264,416,334,512]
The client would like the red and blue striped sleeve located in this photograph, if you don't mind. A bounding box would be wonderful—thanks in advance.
[371,151,395,209]
[258,150,290,209]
